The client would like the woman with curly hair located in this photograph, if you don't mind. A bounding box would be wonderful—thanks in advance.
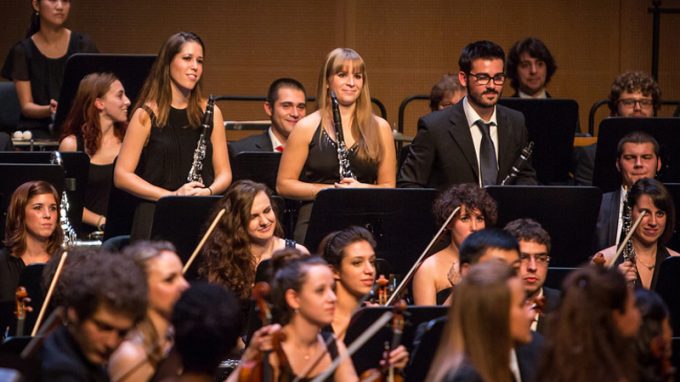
[0,180,62,303]
[198,180,307,303]
[59,72,129,233]
[412,183,497,305]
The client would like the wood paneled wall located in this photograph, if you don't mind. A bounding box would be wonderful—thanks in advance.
[1,0,678,137]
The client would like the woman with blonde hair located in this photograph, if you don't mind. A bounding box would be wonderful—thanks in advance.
[59,72,129,233]
[427,261,533,382]
[114,32,231,241]
[277,48,396,242]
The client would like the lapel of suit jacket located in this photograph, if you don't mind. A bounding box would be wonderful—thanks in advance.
[608,188,622,242]
[496,107,513,182]
[447,104,480,179]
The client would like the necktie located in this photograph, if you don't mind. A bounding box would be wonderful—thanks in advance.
[275,145,284,152]
[476,120,498,186]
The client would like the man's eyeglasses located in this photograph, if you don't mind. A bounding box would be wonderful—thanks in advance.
[519,253,550,264]
[618,98,654,108]
[468,72,506,85]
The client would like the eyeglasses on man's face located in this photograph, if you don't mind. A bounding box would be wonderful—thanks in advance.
[618,98,654,108]
[468,72,507,85]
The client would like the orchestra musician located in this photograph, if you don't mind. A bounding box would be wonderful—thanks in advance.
[41,250,148,381]
[276,47,397,243]
[108,241,189,382]
[594,178,678,290]
[412,183,497,305]
[198,181,308,315]
[59,72,130,233]
[229,250,358,382]
[0,180,62,304]
[426,261,534,382]
[114,31,231,241]
[319,226,409,370]
[536,265,641,382]
[1,0,98,138]
[634,289,674,382]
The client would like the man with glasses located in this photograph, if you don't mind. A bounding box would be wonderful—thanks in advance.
[504,218,561,335]
[608,71,661,118]
[399,40,536,189]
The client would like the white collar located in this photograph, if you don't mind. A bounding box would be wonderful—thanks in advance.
[518,89,548,99]
[268,127,284,150]
[462,96,498,128]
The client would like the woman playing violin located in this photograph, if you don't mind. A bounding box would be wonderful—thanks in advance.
[229,250,357,382]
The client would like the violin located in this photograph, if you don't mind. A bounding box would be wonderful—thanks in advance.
[376,275,389,305]
[359,300,407,382]
[238,282,291,382]
[14,286,29,337]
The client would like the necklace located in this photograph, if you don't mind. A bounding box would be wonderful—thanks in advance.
[636,256,656,271]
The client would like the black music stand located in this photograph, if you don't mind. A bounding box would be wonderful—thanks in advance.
[656,257,680,335]
[0,164,64,241]
[660,184,680,252]
[230,151,281,192]
[343,306,447,375]
[485,186,602,267]
[149,196,222,278]
[593,118,680,193]
[406,316,446,382]
[53,54,156,135]
[303,189,438,277]
[499,98,579,185]
[0,152,89,235]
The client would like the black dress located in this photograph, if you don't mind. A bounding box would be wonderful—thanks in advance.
[1,32,98,136]
[613,244,671,290]
[294,124,379,242]
[284,331,338,382]
[130,106,214,241]
[0,248,25,303]
[75,135,113,233]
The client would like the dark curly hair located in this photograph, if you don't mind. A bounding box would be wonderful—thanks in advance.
[537,265,636,382]
[270,249,327,325]
[198,180,283,299]
[60,250,148,323]
[433,183,498,228]
[61,73,127,156]
[608,71,661,116]
[506,37,557,92]
[3,180,63,257]
[319,226,376,270]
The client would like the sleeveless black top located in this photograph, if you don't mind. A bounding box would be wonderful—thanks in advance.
[75,135,113,217]
[301,124,378,184]
[285,331,339,382]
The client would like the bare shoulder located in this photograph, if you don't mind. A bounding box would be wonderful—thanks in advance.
[374,115,391,131]
[295,242,310,254]
[296,111,322,132]
[109,339,146,367]
[59,135,77,152]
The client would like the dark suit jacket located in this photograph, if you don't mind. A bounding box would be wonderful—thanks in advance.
[516,331,545,382]
[228,131,273,154]
[571,143,596,186]
[536,286,561,335]
[42,326,110,382]
[594,189,621,252]
[397,101,537,189]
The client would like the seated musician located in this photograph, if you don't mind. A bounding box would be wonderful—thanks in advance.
[319,226,408,369]
[41,250,147,381]
[504,218,561,334]
[537,266,641,381]
[162,282,242,382]
[412,183,497,305]
[427,261,534,382]
[228,250,358,382]
[429,74,466,112]
[229,78,307,154]
[0,180,62,304]
[59,72,130,233]
[594,178,678,290]
[198,181,307,319]
[108,241,189,382]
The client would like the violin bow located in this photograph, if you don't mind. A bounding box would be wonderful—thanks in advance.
[607,210,647,268]
[32,250,68,336]
[183,208,225,274]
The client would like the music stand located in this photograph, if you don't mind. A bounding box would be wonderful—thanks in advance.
[303,189,438,277]
[343,306,447,375]
[593,118,680,193]
[655,256,680,335]
[149,196,222,278]
[499,98,579,184]
[0,152,89,235]
[53,53,156,135]
[230,152,281,192]
[405,316,447,382]
[0,164,64,241]
[659,184,680,252]
[485,186,602,267]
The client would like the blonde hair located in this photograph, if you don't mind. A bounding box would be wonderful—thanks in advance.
[427,261,516,382]
[316,48,382,163]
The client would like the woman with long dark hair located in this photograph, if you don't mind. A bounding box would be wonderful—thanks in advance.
[114,32,231,240]
[2,0,98,138]
[59,72,129,233]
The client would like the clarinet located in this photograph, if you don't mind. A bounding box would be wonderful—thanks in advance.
[329,91,356,180]
[619,193,637,283]
[50,151,78,248]
[187,95,215,184]
[500,141,534,185]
